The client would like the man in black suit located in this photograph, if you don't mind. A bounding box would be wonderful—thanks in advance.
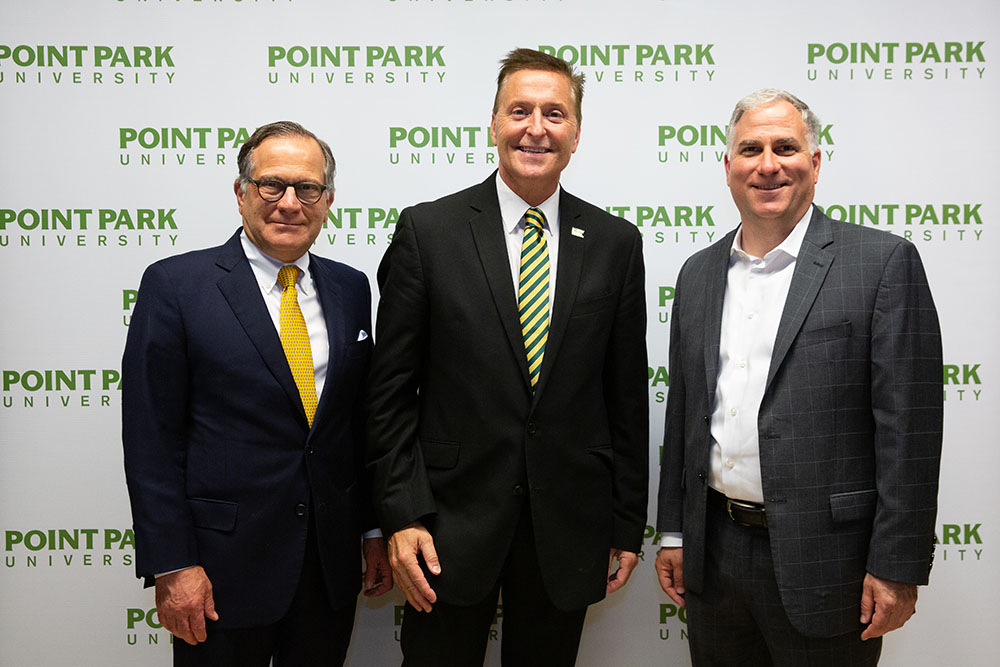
[367,48,648,665]
[123,121,392,666]
[655,89,943,666]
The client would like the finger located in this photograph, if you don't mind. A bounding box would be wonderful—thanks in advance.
[203,593,219,622]
[364,563,377,592]
[403,559,436,608]
[672,557,685,596]
[190,609,209,643]
[394,561,431,611]
[861,611,888,641]
[859,583,875,625]
[171,613,198,646]
[420,539,442,576]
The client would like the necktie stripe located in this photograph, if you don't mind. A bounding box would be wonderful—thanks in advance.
[518,207,550,392]
[277,265,318,427]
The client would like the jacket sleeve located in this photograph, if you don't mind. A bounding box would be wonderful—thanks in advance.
[122,261,198,581]
[365,210,438,536]
[602,227,650,552]
[866,240,943,585]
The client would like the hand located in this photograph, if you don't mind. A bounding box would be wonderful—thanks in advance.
[655,547,685,607]
[388,522,440,612]
[606,549,639,595]
[154,566,219,645]
[362,537,393,597]
[860,573,918,640]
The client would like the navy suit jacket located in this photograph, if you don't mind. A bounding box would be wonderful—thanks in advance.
[657,207,943,637]
[367,175,649,611]
[122,229,374,628]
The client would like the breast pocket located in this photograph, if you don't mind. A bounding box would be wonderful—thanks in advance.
[570,292,615,319]
[796,321,852,348]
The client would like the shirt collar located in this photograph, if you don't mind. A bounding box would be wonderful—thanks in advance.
[240,230,313,295]
[495,172,561,235]
[731,205,812,263]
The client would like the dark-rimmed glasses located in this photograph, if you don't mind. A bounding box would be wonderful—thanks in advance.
[248,178,328,205]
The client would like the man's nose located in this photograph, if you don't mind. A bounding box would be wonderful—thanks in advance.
[758,147,780,173]
[526,109,545,135]
[276,185,301,209]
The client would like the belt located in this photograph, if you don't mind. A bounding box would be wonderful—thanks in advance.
[708,488,768,529]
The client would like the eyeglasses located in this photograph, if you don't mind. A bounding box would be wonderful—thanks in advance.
[248,178,328,205]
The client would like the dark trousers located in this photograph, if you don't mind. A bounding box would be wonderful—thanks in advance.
[400,502,587,667]
[173,522,357,667]
[686,492,882,667]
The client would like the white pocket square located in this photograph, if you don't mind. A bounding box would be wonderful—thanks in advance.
[357,330,369,341]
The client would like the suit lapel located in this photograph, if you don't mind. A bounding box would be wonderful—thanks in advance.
[467,178,532,389]
[531,190,585,402]
[310,257,345,430]
[214,230,309,427]
[766,208,835,389]
[704,230,735,402]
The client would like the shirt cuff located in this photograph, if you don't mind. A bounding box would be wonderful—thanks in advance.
[362,529,383,539]
[658,533,683,549]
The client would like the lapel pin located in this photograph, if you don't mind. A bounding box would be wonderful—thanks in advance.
[571,227,585,238]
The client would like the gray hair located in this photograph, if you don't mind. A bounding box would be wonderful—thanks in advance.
[237,120,336,194]
[725,89,820,156]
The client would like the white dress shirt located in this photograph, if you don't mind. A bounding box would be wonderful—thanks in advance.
[709,208,810,503]
[659,206,812,548]
[495,173,561,306]
[241,231,330,400]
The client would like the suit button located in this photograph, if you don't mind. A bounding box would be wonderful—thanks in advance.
[306,446,315,455]
[703,415,710,424]
[295,503,307,517]
[527,422,537,436]
[512,485,525,496]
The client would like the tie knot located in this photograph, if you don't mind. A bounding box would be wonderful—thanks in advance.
[277,265,301,290]
[524,207,546,233]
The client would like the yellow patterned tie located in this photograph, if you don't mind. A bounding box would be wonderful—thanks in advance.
[519,207,550,392]
[277,265,318,427]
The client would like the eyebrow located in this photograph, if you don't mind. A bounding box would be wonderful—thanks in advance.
[737,137,800,148]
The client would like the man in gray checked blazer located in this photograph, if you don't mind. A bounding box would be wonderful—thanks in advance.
[655,89,943,666]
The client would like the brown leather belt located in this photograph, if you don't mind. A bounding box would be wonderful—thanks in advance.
[709,488,768,529]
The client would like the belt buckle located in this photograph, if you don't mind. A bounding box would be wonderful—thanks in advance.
[726,498,764,527]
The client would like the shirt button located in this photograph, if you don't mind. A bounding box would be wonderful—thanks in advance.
[748,313,755,320]
[739,360,747,368]
[726,458,735,469]
[730,408,738,416]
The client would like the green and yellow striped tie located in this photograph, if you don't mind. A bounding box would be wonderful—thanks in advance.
[277,265,318,426]
[519,207,550,392]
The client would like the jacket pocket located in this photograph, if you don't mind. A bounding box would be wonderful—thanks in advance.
[419,439,460,470]
[570,292,615,318]
[797,321,852,348]
[829,489,877,523]
[187,497,239,532]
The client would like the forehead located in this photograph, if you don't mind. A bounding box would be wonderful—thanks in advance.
[498,68,574,106]
[251,135,325,176]
[732,100,808,144]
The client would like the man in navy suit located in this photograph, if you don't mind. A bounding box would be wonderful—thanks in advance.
[656,90,943,666]
[123,121,391,666]
[367,49,648,665]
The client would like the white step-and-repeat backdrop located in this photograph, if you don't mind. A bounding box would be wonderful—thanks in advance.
[1,1,996,665]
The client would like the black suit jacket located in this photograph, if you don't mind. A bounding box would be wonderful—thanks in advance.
[367,174,649,611]
[122,229,375,628]
[657,207,943,637]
